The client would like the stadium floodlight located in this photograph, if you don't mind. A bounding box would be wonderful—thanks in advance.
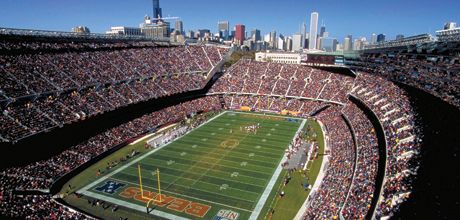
[137,164,163,212]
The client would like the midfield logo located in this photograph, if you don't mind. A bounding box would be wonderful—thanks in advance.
[213,209,239,220]
[95,181,125,194]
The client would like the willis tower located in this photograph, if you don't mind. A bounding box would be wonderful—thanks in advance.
[153,0,162,20]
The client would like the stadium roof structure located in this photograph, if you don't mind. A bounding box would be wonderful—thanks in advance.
[0,27,171,42]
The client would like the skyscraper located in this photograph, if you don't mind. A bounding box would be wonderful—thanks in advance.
[396,34,404,40]
[270,31,277,48]
[292,33,303,51]
[218,21,229,40]
[371,33,377,44]
[308,12,319,50]
[301,22,307,48]
[197,29,211,38]
[186,30,194,39]
[320,25,326,37]
[152,0,162,20]
[353,37,367,50]
[278,36,285,50]
[377,34,386,42]
[286,37,293,51]
[175,20,183,34]
[344,36,352,51]
[251,29,261,42]
[319,37,337,52]
[235,24,245,45]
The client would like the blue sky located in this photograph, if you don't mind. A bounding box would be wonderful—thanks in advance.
[1,0,459,42]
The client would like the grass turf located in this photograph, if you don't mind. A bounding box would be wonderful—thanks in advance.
[75,111,304,219]
[261,119,325,220]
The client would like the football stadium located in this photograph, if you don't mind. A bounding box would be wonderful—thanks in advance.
[1,1,460,220]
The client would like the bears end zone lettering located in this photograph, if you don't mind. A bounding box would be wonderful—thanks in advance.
[119,187,211,218]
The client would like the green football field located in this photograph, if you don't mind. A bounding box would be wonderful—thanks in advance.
[77,111,305,220]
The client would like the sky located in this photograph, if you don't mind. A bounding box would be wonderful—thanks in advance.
[1,0,459,42]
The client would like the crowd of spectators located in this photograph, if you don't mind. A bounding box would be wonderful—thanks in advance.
[0,96,221,218]
[210,59,421,219]
[0,39,229,142]
[0,194,90,219]
[351,73,421,218]
[0,44,422,218]
[341,103,379,219]
[304,106,355,219]
[210,59,353,104]
[219,91,378,219]
[223,95,332,117]
[0,39,154,52]
[347,52,460,108]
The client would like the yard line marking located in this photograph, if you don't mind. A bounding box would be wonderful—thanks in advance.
[121,164,267,188]
[220,183,229,190]
[178,139,288,153]
[157,144,278,169]
[77,110,304,219]
[116,171,260,199]
[185,111,281,192]
[77,111,227,194]
[107,176,255,212]
[141,156,270,180]
[79,191,190,220]
[159,142,280,162]
[174,138,283,155]
[232,111,302,120]
[188,127,253,190]
[160,146,279,165]
[149,151,274,174]
[249,118,307,220]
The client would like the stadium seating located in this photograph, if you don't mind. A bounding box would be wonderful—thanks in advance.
[0,194,90,219]
[0,96,221,218]
[0,40,229,142]
[210,59,353,104]
[347,51,460,108]
[207,59,421,219]
[0,37,422,219]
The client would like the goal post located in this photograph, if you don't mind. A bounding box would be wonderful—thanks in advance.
[137,164,163,211]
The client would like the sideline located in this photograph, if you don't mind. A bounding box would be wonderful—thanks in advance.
[294,120,329,219]
[129,123,177,145]
[76,111,227,220]
[249,118,307,220]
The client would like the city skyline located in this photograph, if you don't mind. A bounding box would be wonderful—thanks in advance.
[0,0,459,41]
